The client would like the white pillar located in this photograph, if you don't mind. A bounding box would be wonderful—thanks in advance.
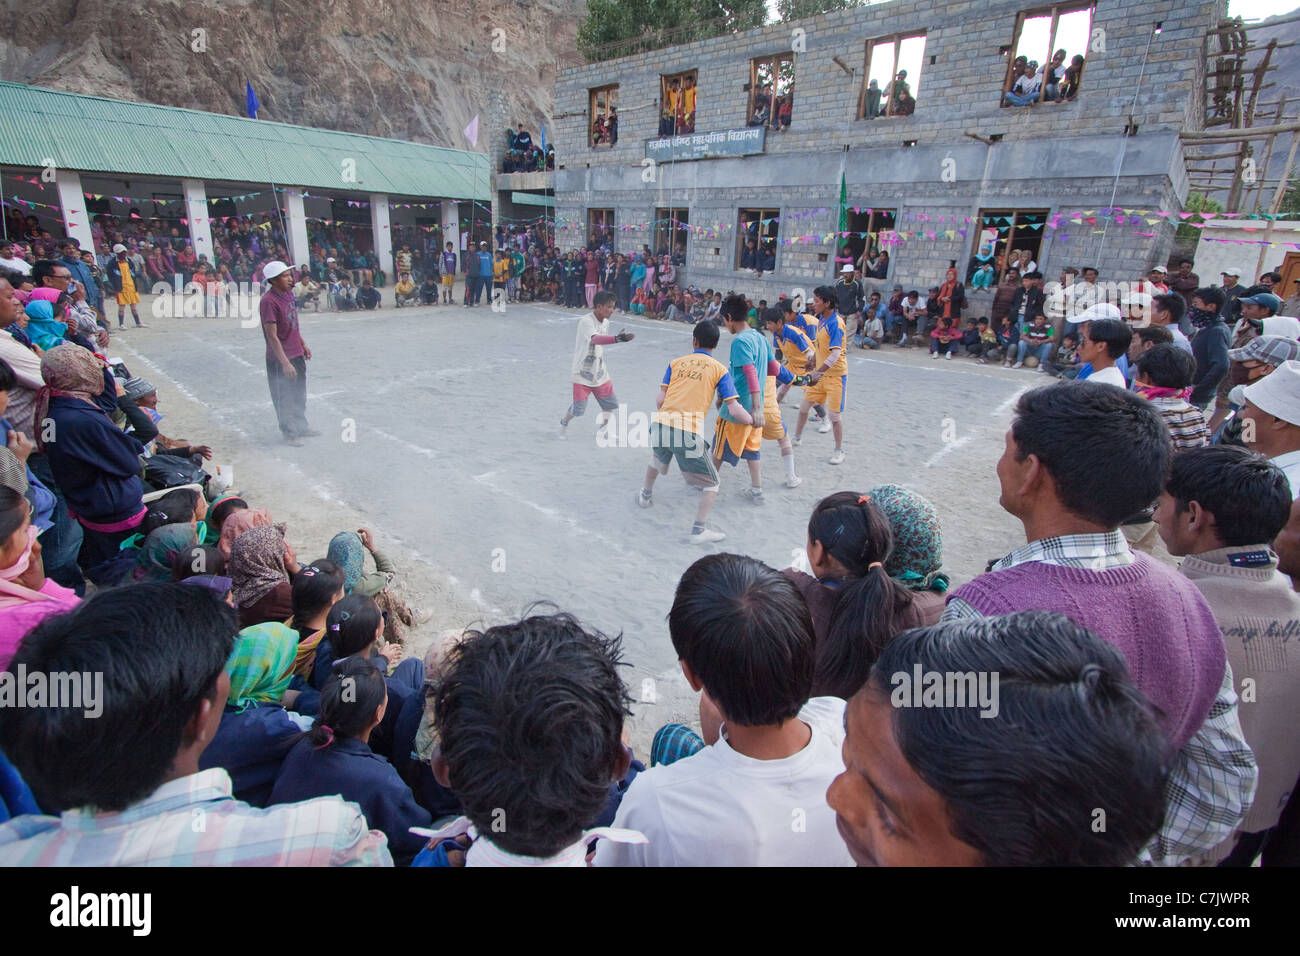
[441,201,460,260]
[181,179,214,267]
[370,193,393,279]
[284,188,311,269]
[53,170,94,253]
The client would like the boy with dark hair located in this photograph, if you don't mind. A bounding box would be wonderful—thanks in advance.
[0,584,391,865]
[943,382,1255,865]
[1134,343,1209,449]
[429,611,645,866]
[1189,287,1231,409]
[829,611,1172,866]
[595,553,853,866]
[1154,445,1298,866]
[712,294,779,501]
[1078,317,1131,388]
[793,285,849,464]
[1042,330,1080,377]
[559,290,635,439]
[639,319,754,543]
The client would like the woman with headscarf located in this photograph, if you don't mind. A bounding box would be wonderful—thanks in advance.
[936,266,965,325]
[37,345,145,572]
[0,485,79,670]
[22,299,69,352]
[132,523,199,584]
[326,527,426,643]
[217,505,274,558]
[229,523,298,629]
[866,483,951,625]
[197,620,313,807]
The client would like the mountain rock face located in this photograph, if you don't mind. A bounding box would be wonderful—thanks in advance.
[0,0,587,149]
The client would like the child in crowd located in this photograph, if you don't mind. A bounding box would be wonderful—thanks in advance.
[269,657,432,865]
[995,315,1018,361]
[781,492,921,699]
[630,287,647,315]
[929,316,960,359]
[958,318,980,356]
[595,553,854,866]
[970,318,998,363]
[287,559,346,678]
[1133,343,1210,449]
[1043,331,1081,377]
[422,612,645,866]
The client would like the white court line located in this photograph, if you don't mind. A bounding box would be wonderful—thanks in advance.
[472,470,635,558]
[923,385,1029,468]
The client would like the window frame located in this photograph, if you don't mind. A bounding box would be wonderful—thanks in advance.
[736,207,780,272]
[588,84,619,148]
[1000,2,1094,108]
[971,207,1050,285]
[587,208,615,250]
[859,32,927,119]
[659,70,699,138]
[747,54,795,131]
[654,207,690,260]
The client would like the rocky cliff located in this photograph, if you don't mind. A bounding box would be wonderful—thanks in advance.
[0,0,586,149]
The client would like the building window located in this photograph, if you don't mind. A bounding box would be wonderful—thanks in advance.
[589,85,619,147]
[737,208,779,272]
[747,55,793,131]
[1002,3,1093,108]
[654,207,689,261]
[860,34,926,118]
[971,208,1049,285]
[659,70,698,137]
[838,208,898,276]
[588,209,615,250]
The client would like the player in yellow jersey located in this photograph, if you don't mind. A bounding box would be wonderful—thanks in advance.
[770,300,829,429]
[793,286,848,464]
[639,320,753,543]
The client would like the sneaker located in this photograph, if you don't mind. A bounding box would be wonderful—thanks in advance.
[407,605,435,628]
[558,420,568,440]
[897,334,908,347]
[818,418,832,434]
[1012,361,1024,369]
[135,323,148,328]
[791,435,802,447]
[689,526,726,544]
[931,352,939,360]
[739,487,765,505]
[945,352,953,360]
[829,448,846,465]
[637,489,653,509]
[784,474,803,489]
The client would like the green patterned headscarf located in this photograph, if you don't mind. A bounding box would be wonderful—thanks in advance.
[867,484,950,593]
[225,622,297,713]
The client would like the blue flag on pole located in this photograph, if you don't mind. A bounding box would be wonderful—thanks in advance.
[245,82,260,119]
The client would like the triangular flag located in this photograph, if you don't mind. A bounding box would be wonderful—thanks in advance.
[464,115,480,148]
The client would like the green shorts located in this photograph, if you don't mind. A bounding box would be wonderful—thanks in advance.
[651,423,719,484]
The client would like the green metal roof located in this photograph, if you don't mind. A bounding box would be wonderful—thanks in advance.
[511,191,555,207]
[0,82,489,201]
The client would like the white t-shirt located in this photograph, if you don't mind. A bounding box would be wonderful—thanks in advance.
[1166,325,1193,353]
[571,312,611,387]
[592,697,855,867]
[1271,450,1300,500]
[1087,364,1127,389]
[1013,73,1042,96]
[0,255,31,275]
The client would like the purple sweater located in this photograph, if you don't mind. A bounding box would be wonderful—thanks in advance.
[949,552,1225,749]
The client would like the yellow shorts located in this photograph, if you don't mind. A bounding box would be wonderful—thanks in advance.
[762,382,785,440]
[116,290,141,306]
[804,374,846,414]
[713,417,761,465]
[440,274,455,286]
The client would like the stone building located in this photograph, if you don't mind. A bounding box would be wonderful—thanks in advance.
[552,0,1227,301]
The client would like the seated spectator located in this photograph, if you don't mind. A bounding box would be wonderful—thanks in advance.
[1042,331,1082,377]
[595,553,854,866]
[1005,61,1043,106]
[782,492,920,698]
[132,523,199,584]
[943,381,1254,865]
[929,317,960,359]
[356,279,381,311]
[957,318,980,355]
[827,612,1172,865]
[866,484,950,625]
[332,276,357,311]
[860,304,884,349]
[1059,54,1086,100]
[0,485,79,670]
[287,559,346,678]
[1153,445,1297,866]
[967,317,999,364]
[1013,313,1054,370]
[269,657,431,865]
[0,584,391,865]
[214,500,270,557]
[327,528,427,644]
[172,545,226,582]
[419,274,439,305]
[198,620,314,807]
[229,524,298,629]
[293,274,321,312]
[1134,344,1210,449]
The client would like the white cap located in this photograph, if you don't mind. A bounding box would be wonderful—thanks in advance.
[1222,267,1243,277]
[112,243,127,254]
[840,264,854,273]
[1240,360,1300,426]
[1074,302,1123,322]
[326,256,336,262]
[1263,315,1300,341]
[262,260,291,280]
[1149,265,1167,274]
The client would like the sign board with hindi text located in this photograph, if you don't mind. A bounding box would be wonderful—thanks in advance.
[645,127,766,162]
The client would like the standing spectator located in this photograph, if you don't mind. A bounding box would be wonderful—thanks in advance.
[833,265,863,333]
[1078,317,1131,388]
[583,251,599,310]
[1220,268,1249,323]
[1236,361,1300,496]
[1002,271,1045,365]
[58,241,100,317]
[990,267,1021,326]
[1149,292,1193,352]
[1134,345,1210,449]
[935,265,965,326]
[260,261,315,447]
[462,242,480,307]
[1189,287,1231,410]
[105,243,146,329]
[1168,258,1200,304]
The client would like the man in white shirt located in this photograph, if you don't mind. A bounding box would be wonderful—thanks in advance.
[1005,62,1043,106]
[594,553,854,866]
[1235,359,1300,498]
[0,240,30,275]
[559,290,634,439]
[1079,316,1132,388]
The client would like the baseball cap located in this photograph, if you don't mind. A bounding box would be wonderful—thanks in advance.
[263,260,291,280]
[112,243,127,254]
[1240,292,1282,314]
[1236,359,1300,425]
[1149,265,1167,274]
[1221,267,1243,277]
[1229,334,1300,365]
[840,264,854,273]
[326,256,336,262]
[1074,302,1123,323]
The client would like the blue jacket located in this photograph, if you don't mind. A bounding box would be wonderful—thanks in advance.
[42,395,144,523]
[269,736,432,865]
[199,703,305,807]
[60,255,101,311]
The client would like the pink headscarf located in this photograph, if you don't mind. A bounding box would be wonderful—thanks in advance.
[27,287,59,303]
[218,507,275,558]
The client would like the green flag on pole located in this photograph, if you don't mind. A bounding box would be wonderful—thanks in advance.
[838,172,848,233]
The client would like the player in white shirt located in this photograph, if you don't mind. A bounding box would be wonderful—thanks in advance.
[559,290,634,440]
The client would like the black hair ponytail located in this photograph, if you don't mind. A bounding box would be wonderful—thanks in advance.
[309,656,387,749]
[808,491,915,699]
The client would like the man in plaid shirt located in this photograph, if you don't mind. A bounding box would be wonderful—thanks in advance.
[0,584,392,866]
